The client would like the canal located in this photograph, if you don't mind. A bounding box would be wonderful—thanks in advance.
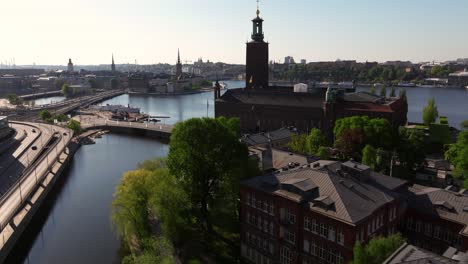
[8,81,468,263]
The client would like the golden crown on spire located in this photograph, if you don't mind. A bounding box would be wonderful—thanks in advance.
[256,0,260,17]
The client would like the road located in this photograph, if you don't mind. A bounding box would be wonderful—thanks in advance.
[0,123,72,234]
[76,115,174,134]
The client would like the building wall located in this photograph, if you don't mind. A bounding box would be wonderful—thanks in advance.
[402,211,468,254]
[240,185,403,264]
[216,101,323,133]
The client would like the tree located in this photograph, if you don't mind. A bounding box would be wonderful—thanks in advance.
[288,134,308,154]
[54,79,66,90]
[390,86,396,97]
[399,88,407,101]
[397,127,426,180]
[353,234,405,264]
[422,98,439,125]
[39,109,52,121]
[362,145,377,169]
[6,94,23,105]
[445,131,468,187]
[369,84,376,95]
[67,119,82,134]
[335,128,365,160]
[379,85,387,97]
[88,78,98,88]
[306,128,326,155]
[316,146,331,159]
[61,83,73,97]
[167,117,251,233]
[461,120,468,131]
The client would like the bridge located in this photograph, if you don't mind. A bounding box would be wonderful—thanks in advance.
[19,90,62,100]
[2,90,125,122]
[0,122,73,262]
[79,116,174,140]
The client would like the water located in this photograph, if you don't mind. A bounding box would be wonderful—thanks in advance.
[357,86,468,129]
[8,134,168,264]
[98,80,245,125]
[8,80,468,264]
[29,96,66,106]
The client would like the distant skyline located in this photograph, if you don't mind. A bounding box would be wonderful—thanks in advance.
[1,0,467,65]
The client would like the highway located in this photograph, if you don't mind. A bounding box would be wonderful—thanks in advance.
[0,122,72,236]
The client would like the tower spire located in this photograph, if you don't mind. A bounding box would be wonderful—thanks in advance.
[177,48,181,64]
[256,0,260,17]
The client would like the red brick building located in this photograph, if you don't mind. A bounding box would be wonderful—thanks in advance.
[400,185,468,254]
[240,160,407,264]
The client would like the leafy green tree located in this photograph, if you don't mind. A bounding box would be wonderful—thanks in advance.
[288,134,308,154]
[445,131,468,187]
[362,145,377,169]
[397,127,426,180]
[39,109,52,121]
[6,94,23,105]
[167,117,251,233]
[390,86,396,97]
[67,119,82,134]
[335,128,365,160]
[353,234,405,264]
[379,85,387,97]
[306,128,327,155]
[316,146,331,159]
[422,98,439,125]
[54,79,65,90]
[460,120,468,131]
[88,78,98,88]
[334,116,394,150]
[61,83,73,97]
[369,84,376,95]
[217,116,241,138]
[353,242,367,264]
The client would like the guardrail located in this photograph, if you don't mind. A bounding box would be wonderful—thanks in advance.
[0,127,68,232]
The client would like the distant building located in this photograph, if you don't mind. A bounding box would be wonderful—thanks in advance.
[284,56,295,64]
[300,59,306,65]
[175,49,183,79]
[449,69,468,86]
[67,58,74,73]
[0,116,11,140]
[240,160,407,264]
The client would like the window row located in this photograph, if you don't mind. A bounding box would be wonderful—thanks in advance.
[367,213,384,236]
[303,216,344,245]
[280,208,296,224]
[389,207,397,221]
[303,239,344,264]
[246,212,275,235]
[246,193,275,215]
[246,232,275,255]
[406,218,463,246]
[242,244,273,264]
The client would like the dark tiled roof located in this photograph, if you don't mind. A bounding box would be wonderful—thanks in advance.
[242,127,296,146]
[406,185,468,236]
[241,160,407,224]
[383,243,458,264]
[342,92,383,103]
[218,88,324,108]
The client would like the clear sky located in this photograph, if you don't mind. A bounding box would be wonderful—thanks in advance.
[1,0,467,65]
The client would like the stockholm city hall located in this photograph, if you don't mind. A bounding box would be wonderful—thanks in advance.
[214,5,407,136]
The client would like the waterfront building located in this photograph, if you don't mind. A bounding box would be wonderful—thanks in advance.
[67,58,74,73]
[240,160,407,264]
[284,56,295,64]
[215,5,407,134]
[449,69,468,86]
[0,116,11,140]
[176,49,183,79]
[383,242,468,263]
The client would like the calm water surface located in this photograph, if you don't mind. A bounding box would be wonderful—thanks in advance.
[8,80,468,263]
[8,134,168,264]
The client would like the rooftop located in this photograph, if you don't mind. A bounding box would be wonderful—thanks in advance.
[242,160,407,224]
[383,243,464,264]
[406,185,468,236]
[242,127,297,146]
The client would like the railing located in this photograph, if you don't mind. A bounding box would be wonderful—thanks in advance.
[0,125,69,236]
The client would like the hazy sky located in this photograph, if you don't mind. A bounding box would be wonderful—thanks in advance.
[1,0,467,65]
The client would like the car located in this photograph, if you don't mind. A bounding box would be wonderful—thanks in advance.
[63,132,67,136]
[32,129,36,133]
[31,146,37,150]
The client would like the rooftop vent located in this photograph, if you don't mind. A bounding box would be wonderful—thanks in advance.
[434,200,455,212]
[463,206,468,213]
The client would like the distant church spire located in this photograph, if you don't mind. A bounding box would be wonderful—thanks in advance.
[176,49,182,78]
[111,54,116,73]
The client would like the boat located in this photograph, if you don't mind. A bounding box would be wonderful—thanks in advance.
[466,86,468,90]
[398,82,416,88]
